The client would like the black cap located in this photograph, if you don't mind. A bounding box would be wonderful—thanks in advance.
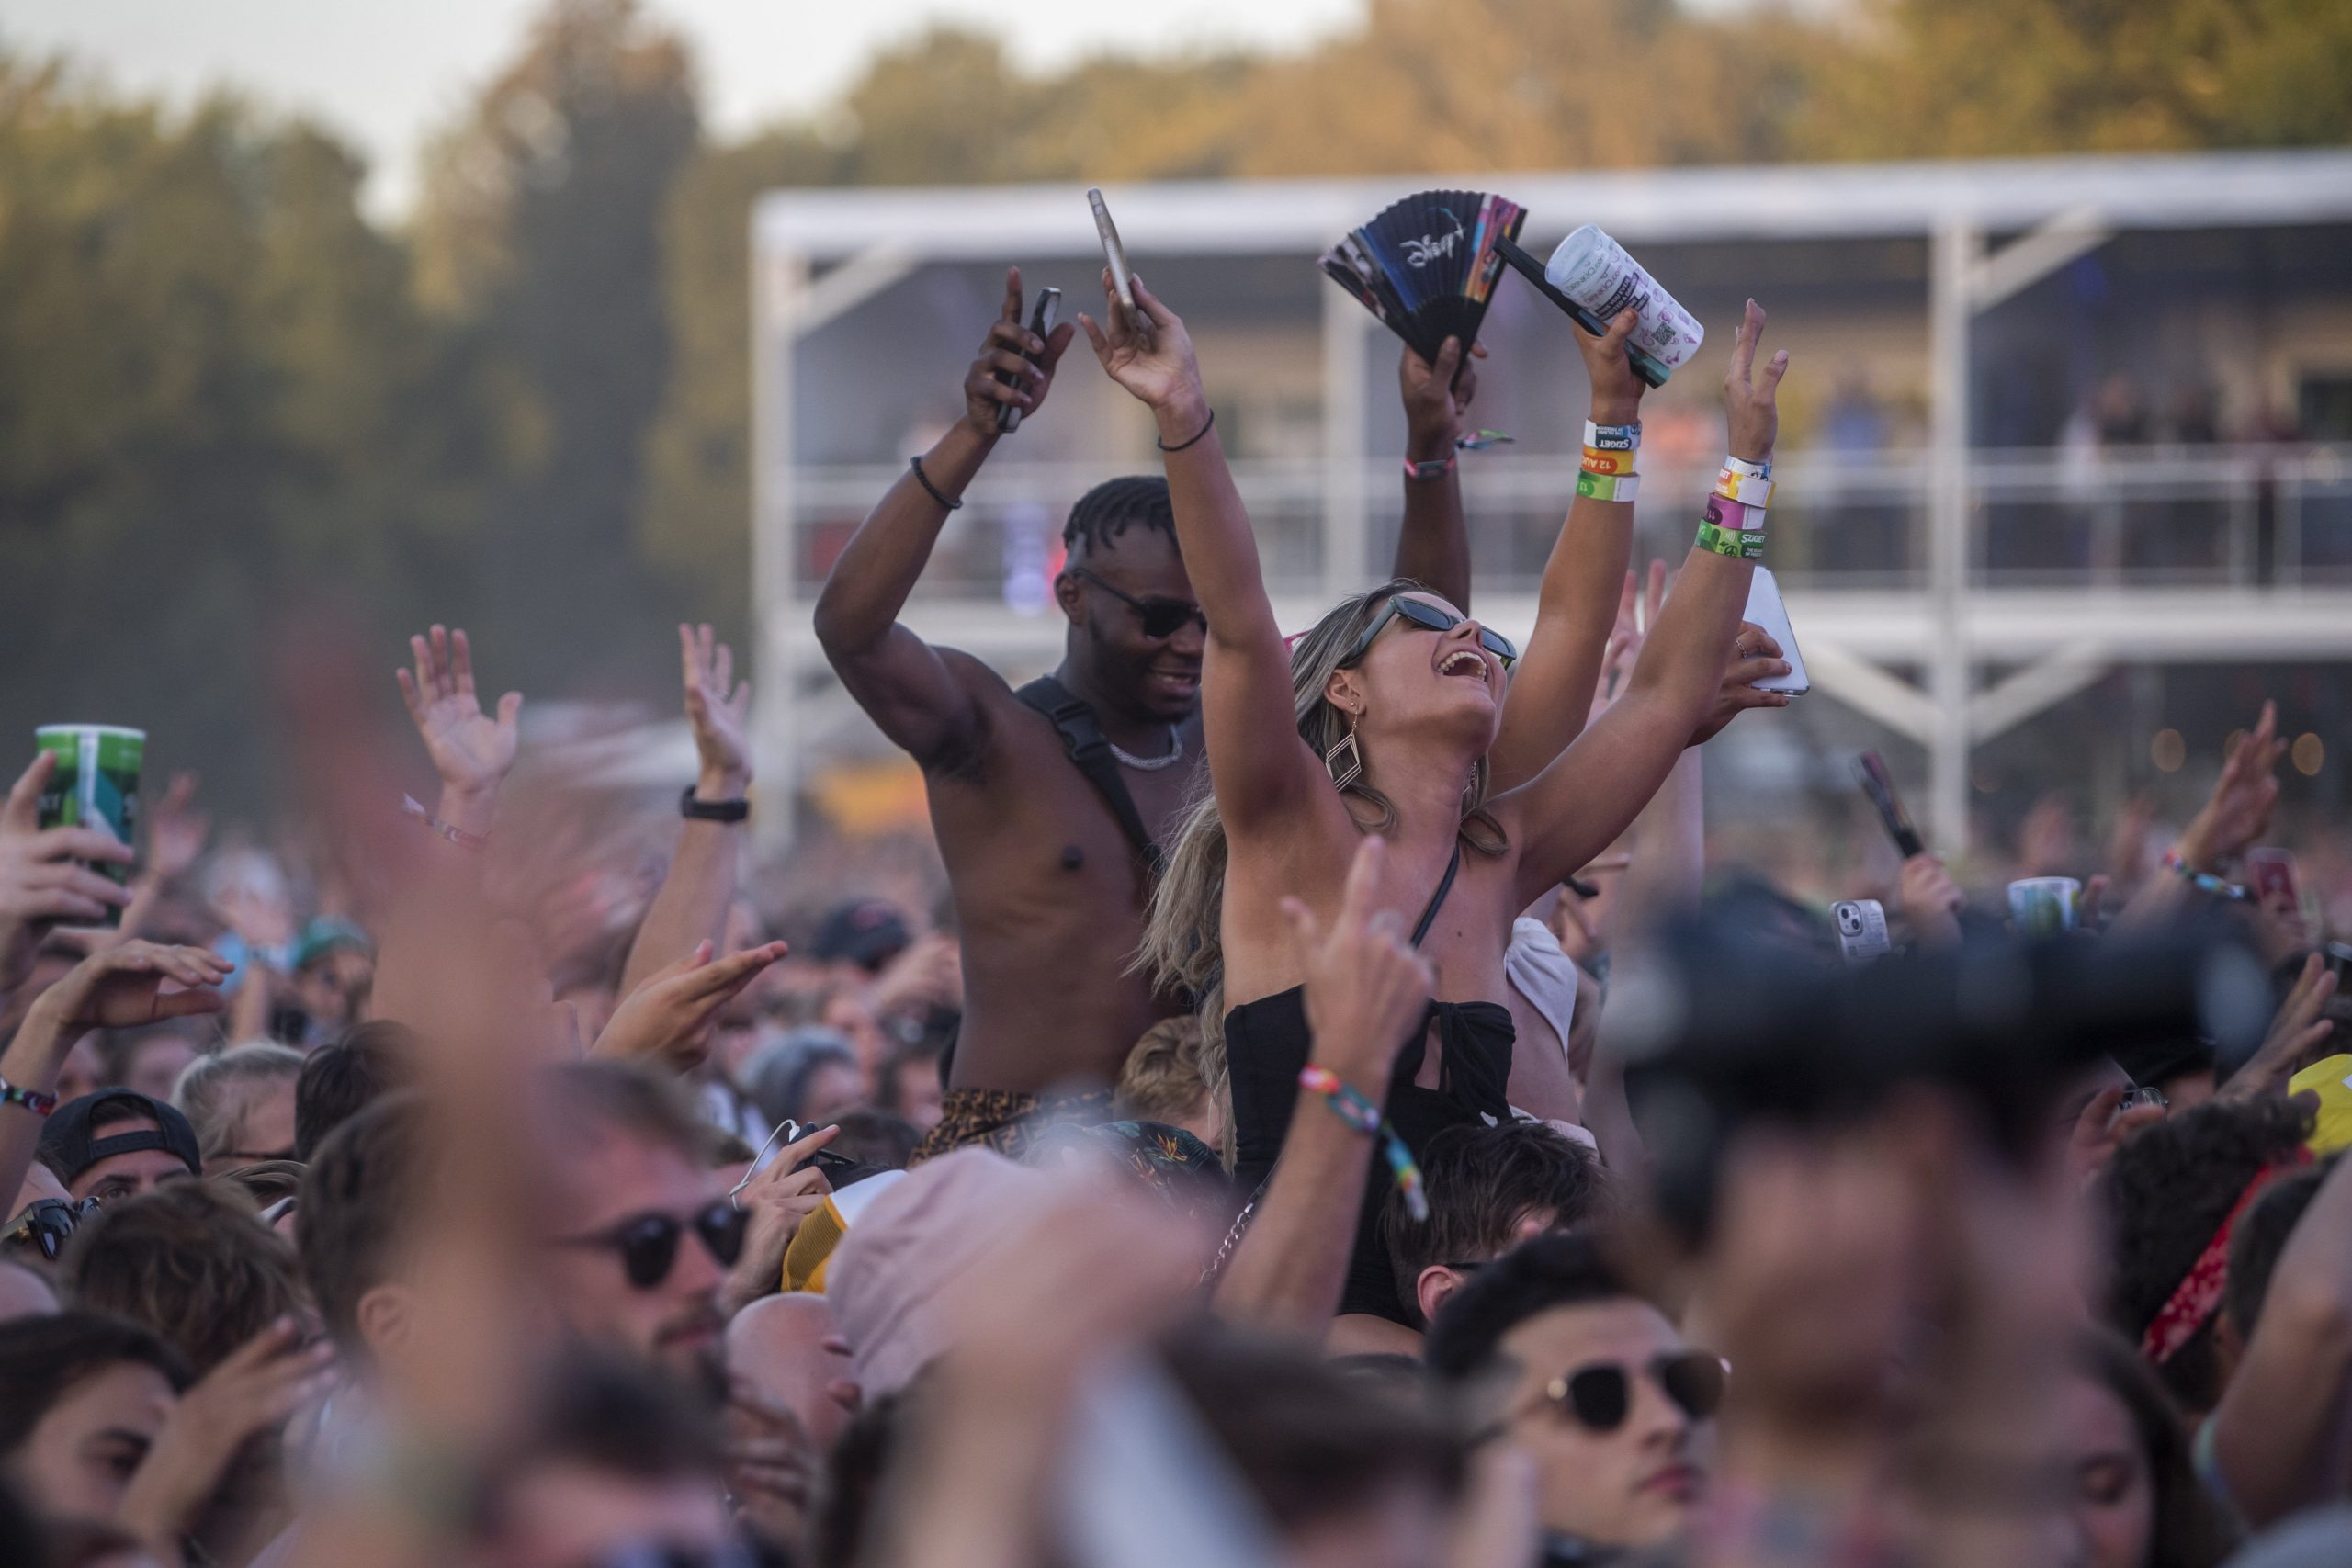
[37,1090,201,1186]
[808,900,910,973]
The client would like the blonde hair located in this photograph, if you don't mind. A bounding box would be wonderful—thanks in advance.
[1136,580,1507,1093]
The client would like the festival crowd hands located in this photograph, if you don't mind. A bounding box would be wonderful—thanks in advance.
[3,263,2352,1568]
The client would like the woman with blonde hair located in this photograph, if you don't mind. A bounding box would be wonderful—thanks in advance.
[1085,272,1790,1325]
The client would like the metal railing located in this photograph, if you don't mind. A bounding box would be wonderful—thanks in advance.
[779,444,2352,605]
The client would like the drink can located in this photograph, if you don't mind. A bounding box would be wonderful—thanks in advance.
[1544,225,1705,371]
[35,725,144,925]
[2007,876,2082,937]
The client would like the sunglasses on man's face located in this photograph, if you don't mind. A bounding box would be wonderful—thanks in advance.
[1538,1350,1728,1433]
[553,1201,747,1292]
[1343,596,1518,671]
[1071,568,1207,640]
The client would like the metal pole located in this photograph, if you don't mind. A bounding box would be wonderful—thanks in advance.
[1320,285,1370,601]
[750,237,808,859]
[1927,220,1977,854]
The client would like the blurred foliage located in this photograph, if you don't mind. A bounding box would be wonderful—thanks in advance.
[1,0,2346,818]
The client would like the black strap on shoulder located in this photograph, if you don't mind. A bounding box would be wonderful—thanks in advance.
[1015,675,1163,874]
[1410,845,1464,948]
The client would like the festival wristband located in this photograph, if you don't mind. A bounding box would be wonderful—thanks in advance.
[1299,1065,1428,1222]
[1583,419,1642,453]
[1696,496,1766,558]
[1576,469,1640,503]
[1715,454,1774,507]
[0,1077,58,1117]
[1580,447,1636,478]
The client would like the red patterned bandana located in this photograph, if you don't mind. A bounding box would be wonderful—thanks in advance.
[2141,1149,2312,1365]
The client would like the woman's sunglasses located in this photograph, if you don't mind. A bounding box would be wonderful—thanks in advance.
[1071,568,1207,639]
[554,1201,748,1291]
[1342,596,1518,671]
[1540,1350,1728,1432]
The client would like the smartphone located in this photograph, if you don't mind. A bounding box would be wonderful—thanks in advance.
[739,1119,872,1190]
[2246,848,2301,912]
[1853,751,1926,859]
[1831,899,1891,964]
[1087,187,1144,335]
[1742,565,1809,696]
[997,287,1061,435]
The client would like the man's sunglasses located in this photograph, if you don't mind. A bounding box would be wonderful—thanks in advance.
[1342,596,1518,671]
[1071,568,1207,639]
[553,1201,748,1292]
[1539,1350,1728,1433]
[4,1196,100,1262]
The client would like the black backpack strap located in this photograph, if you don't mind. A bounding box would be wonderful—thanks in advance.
[1016,676,1163,874]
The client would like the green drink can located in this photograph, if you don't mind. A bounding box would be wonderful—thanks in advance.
[35,725,145,926]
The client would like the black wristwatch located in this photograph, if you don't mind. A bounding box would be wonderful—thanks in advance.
[680,786,750,823]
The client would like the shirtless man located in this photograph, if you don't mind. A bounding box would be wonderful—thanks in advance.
[814,267,1478,1157]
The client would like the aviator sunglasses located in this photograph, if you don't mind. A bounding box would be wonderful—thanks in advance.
[1532,1350,1729,1434]
[1341,595,1518,671]
[553,1201,748,1291]
[1070,568,1207,639]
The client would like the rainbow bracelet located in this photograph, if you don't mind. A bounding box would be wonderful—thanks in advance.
[1298,1065,1429,1222]
[0,1077,58,1117]
[2160,850,2248,901]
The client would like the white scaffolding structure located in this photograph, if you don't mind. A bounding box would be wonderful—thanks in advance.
[752,151,2352,854]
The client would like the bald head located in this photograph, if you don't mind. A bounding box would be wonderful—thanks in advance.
[725,1293,860,1450]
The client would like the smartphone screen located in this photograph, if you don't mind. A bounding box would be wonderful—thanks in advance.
[1743,565,1809,695]
[998,287,1061,434]
[2246,848,2301,910]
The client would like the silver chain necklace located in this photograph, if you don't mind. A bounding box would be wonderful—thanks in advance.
[1109,727,1185,771]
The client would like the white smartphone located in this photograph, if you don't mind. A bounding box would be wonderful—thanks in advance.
[1743,565,1809,696]
[1087,186,1142,332]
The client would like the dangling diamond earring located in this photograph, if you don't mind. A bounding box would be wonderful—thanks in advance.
[1325,714,1363,791]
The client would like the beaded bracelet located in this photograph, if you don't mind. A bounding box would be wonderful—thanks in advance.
[2160,850,2247,901]
[401,795,489,852]
[1298,1065,1429,1222]
[0,1077,59,1117]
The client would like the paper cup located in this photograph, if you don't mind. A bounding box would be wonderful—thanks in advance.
[35,725,144,925]
[2007,876,2081,937]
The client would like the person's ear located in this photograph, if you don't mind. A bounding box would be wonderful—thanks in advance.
[356,1282,416,1357]
[1417,1264,1462,1330]
[1324,668,1364,717]
[1054,569,1085,626]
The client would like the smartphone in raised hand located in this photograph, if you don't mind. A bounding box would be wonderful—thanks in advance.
[1742,565,1809,696]
[997,287,1061,435]
[1088,187,1147,340]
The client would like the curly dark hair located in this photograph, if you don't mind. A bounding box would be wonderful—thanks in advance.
[2094,1095,2312,1413]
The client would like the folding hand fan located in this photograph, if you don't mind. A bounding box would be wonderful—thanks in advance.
[1318,189,1524,367]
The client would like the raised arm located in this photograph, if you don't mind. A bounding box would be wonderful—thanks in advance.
[1081,272,1325,834]
[1486,311,1648,794]
[1507,301,1788,907]
[1390,338,1476,608]
[617,625,753,996]
[813,267,1076,768]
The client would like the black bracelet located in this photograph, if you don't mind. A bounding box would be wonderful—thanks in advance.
[680,786,750,823]
[909,454,962,511]
[1156,407,1216,453]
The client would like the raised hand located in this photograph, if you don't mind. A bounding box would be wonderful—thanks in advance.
[144,773,210,884]
[117,1318,334,1556]
[1900,853,1966,950]
[0,751,135,988]
[1573,307,1647,426]
[2217,950,2338,1105]
[594,938,789,1069]
[1724,298,1788,465]
[1690,621,1791,745]
[962,266,1077,435]
[681,622,753,797]
[1282,835,1436,1098]
[30,941,232,1032]
[2178,701,2286,874]
[394,625,521,807]
[1079,270,1204,416]
[1400,336,1483,454]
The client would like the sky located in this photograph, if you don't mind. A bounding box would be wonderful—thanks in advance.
[0,0,1365,215]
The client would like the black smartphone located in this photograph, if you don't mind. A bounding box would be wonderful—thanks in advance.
[1854,751,1925,859]
[997,286,1061,435]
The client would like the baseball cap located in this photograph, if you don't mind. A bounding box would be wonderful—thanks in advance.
[809,900,911,973]
[2290,1054,2352,1156]
[293,916,371,973]
[37,1091,201,1186]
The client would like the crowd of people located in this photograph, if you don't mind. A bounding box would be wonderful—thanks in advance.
[1,260,2348,1568]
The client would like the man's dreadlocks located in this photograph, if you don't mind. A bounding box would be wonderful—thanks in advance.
[1064,476,1177,559]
